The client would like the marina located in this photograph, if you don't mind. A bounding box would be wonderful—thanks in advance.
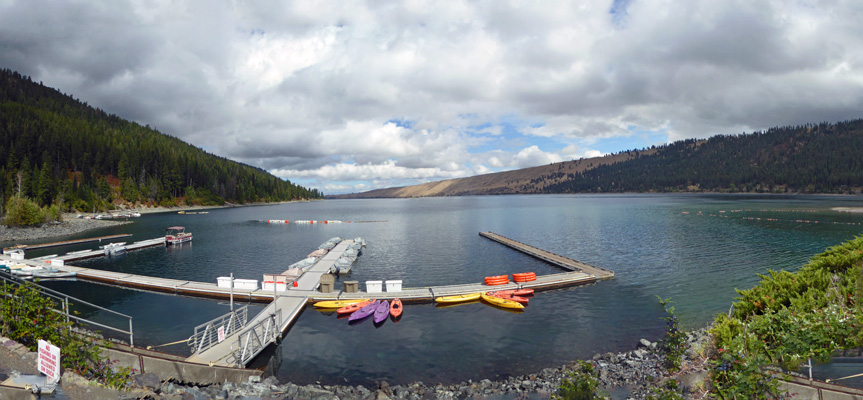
[1,230,610,368]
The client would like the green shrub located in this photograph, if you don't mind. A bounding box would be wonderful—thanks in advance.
[554,361,605,400]
[3,196,44,226]
[0,282,134,389]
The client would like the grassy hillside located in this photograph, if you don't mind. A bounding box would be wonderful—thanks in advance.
[334,119,863,198]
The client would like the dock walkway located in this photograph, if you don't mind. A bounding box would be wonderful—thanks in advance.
[3,234,133,251]
[479,232,615,280]
[1,232,615,368]
[186,240,354,367]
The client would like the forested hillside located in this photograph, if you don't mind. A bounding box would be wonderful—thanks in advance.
[0,69,321,216]
[542,120,863,194]
[336,119,863,198]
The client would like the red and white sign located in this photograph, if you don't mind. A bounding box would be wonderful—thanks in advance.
[37,339,61,382]
[217,326,226,343]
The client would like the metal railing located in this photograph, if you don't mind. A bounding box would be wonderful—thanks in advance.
[225,308,282,367]
[188,306,249,355]
[0,271,135,346]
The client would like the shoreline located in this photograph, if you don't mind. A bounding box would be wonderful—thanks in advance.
[0,328,713,399]
[1,200,311,244]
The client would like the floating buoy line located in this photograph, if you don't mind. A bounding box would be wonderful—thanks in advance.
[680,209,863,226]
[260,219,388,224]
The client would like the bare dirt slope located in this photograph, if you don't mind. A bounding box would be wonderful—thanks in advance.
[334,150,656,198]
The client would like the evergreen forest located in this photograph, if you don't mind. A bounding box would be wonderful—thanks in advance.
[0,68,321,220]
[541,120,863,194]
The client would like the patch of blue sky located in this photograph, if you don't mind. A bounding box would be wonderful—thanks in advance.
[387,118,415,129]
[609,0,632,27]
[465,117,556,154]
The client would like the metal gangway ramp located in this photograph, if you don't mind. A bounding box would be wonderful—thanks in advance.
[185,239,354,367]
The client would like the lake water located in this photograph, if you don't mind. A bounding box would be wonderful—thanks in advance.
[6,194,863,386]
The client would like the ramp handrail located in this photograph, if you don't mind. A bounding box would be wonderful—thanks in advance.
[226,308,283,367]
[188,306,249,355]
[0,271,135,346]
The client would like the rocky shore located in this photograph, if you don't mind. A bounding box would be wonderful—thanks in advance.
[136,329,711,399]
[0,218,131,243]
[0,328,712,399]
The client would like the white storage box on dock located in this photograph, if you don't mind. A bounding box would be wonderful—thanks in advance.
[50,259,64,267]
[10,252,24,260]
[385,280,402,292]
[234,279,258,290]
[217,277,233,288]
[366,280,383,293]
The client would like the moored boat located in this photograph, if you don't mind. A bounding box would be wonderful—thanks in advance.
[481,292,525,309]
[349,300,380,322]
[102,242,127,256]
[435,293,482,304]
[165,226,192,245]
[373,300,390,323]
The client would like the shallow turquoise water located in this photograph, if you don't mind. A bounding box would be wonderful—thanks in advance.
[8,194,863,386]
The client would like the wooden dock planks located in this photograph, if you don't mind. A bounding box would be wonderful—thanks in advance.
[478,231,615,280]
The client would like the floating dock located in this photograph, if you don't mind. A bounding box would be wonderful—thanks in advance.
[479,231,615,280]
[1,232,614,368]
[3,234,133,251]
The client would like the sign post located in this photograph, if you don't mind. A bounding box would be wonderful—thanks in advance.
[37,339,61,384]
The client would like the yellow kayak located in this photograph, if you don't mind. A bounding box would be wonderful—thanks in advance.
[481,292,525,310]
[313,299,369,308]
[435,293,482,304]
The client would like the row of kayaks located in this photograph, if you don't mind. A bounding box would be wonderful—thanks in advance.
[436,289,534,310]
[314,298,404,324]
[313,288,535,319]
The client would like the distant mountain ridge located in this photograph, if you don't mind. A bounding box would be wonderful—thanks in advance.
[333,119,863,198]
[0,68,321,213]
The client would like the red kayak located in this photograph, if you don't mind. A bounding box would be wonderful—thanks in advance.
[337,300,374,315]
[489,291,529,305]
[390,298,403,319]
[492,289,534,296]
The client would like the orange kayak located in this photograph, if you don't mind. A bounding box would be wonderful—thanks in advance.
[484,275,510,285]
[493,288,534,296]
[489,291,529,305]
[513,272,536,282]
[337,299,374,315]
[390,298,403,319]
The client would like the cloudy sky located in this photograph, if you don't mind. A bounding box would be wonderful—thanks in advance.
[2,1,861,194]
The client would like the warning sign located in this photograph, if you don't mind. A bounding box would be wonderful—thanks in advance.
[217,326,226,343]
[37,339,61,382]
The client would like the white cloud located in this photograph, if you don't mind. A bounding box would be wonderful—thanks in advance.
[2,0,862,194]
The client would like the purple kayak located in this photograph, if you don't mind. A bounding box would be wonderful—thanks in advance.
[373,300,390,324]
[348,300,380,322]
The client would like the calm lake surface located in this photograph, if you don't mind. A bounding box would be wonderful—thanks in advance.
[7,194,863,386]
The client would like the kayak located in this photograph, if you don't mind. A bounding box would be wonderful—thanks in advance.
[390,298,403,319]
[374,300,390,323]
[489,291,529,305]
[337,300,374,315]
[513,272,537,282]
[348,300,380,322]
[435,293,482,304]
[314,299,368,308]
[491,288,534,296]
[481,292,525,309]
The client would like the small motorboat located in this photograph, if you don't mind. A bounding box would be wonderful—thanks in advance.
[390,298,403,320]
[435,293,482,304]
[349,300,380,322]
[481,292,524,310]
[165,226,192,245]
[11,266,76,280]
[337,300,374,315]
[373,300,390,324]
[102,242,127,256]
